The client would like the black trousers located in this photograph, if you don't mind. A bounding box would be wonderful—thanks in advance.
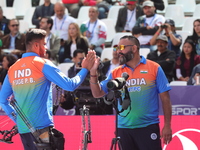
[118,123,162,150]
[20,132,38,150]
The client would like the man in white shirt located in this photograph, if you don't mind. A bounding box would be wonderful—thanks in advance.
[80,6,107,57]
[132,0,165,51]
[51,1,76,41]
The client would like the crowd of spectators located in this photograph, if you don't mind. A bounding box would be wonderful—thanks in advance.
[1,0,200,87]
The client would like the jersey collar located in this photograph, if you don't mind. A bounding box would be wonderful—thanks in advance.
[22,52,39,58]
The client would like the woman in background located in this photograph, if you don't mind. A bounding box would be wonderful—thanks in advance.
[186,19,200,55]
[0,53,18,85]
[62,22,89,63]
[176,39,200,81]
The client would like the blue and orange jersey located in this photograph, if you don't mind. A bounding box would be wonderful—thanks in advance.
[0,52,88,133]
[100,56,171,129]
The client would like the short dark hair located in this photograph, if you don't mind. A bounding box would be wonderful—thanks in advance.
[120,35,140,50]
[73,49,85,58]
[41,16,53,30]
[25,29,46,45]
[8,19,19,25]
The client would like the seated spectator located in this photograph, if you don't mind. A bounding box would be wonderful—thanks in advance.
[32,0,55,28]
[80,6,107,57]
[101,46,120,78]
[147,35,176,82]
[0,19,26,61]
[65,0,110,19]
[0,6,10,38]
[82,0,110,19]
[39,16,60,64]
[62,0,81,18]
[187,64,200,85]
[150,19,182,58]
[132,0,165,51]
[138,0,165,11]
[67,49,86,77]
[0,53,18,85]
[60,49,113,115]
[186,19,200,55]
[176,40,200,82]
[51,1,76,41]
[61,22,89,63]
[115,0,143,32]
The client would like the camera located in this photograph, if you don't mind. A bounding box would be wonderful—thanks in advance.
[161,25,167,29]
[107,73,129,90]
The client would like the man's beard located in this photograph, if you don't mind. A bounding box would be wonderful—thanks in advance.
[119,51,134,65]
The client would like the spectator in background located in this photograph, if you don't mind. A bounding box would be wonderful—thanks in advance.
[138,0,165,11]
[60,49,113,115]
[61,22,89,63]
[132,0,165,51]
[80,6,107,57]
[32,0,55,28]
[62,0,81,18]
[186,19,200,55]
[66,0,110,19]
[187,64,200,85]
[115,0,143,32]
[51,1,76,41]
[150,19,182,58]
[0,6,10,38]
[0,53,18,85]
[0,19,26,61]
[101,46,120,78]
[147,35,176,82]
[82,0,110,19]
[176,40,200,82]
[67,49,86,77]
[39,16,60,64]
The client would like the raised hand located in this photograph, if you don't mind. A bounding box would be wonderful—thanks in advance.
[90,56,100,75]
[81,50,96,71]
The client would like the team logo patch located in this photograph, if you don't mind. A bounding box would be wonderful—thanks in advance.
[151,133,157,140]
[140,70,148,74]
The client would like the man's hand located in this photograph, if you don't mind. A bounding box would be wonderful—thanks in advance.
[165,23,172,35]
[161,125,172,145]
[90,56,100,75]
[81,50,96,71]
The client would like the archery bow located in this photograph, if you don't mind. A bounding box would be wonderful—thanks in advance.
[0,83,62,144]
[0,125,18,144]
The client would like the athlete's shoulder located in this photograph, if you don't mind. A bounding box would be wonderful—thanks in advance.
[33,56,46,63]
[146,59,160,68]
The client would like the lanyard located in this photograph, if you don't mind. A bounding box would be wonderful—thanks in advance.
[144,14,156,27]
[46,33,51,47]
[1,24,6,31]
[127,9,135,23]
[87,20,97,41]
[54,15,67,30]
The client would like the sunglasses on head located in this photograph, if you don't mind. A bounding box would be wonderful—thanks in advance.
[11,24,19,27]
[113,45,134,51]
